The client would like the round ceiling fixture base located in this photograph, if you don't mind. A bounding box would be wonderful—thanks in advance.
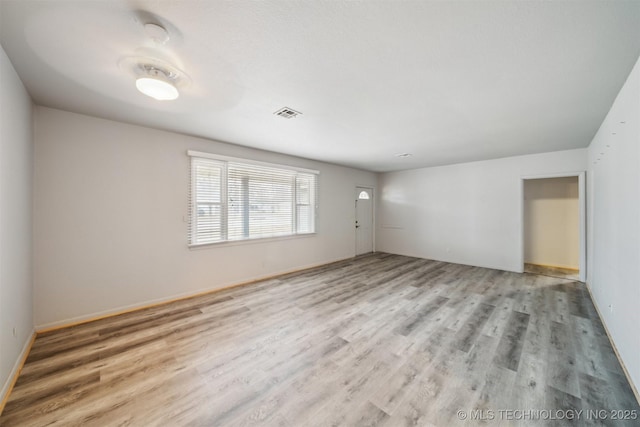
[144,23,170,44]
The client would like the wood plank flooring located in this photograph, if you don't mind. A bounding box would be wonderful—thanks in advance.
[2,253,638,426]
[524,263,580,281]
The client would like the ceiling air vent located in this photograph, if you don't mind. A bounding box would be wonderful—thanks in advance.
[274,107,302,119]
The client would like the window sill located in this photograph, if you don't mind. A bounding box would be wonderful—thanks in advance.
[188,232,317,250]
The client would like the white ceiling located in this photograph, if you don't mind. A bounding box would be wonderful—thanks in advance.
[1,1,639,172]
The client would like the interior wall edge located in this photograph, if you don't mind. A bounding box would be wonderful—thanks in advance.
[0,43,35,416]
[0,330,36,416]
[586,53,640,399]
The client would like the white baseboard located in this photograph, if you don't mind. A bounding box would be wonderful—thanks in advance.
[0,330,36,414]
[585,282,640,405]
[36,255,353,332]
[377,249,516,273]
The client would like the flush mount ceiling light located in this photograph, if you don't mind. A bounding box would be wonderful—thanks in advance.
[135,65,178,100]
[120,56,189,101]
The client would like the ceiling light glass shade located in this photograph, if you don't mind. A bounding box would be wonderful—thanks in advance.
[135,76,179,100]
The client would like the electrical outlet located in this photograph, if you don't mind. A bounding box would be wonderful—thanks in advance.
[12,327,17,338]
[608,304,613,313]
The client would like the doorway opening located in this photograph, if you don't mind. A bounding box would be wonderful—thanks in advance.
[521,172,585,281]
[355,186,374,256]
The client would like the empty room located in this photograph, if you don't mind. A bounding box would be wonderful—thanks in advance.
[1,1,639,426]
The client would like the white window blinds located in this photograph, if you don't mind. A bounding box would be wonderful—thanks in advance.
[295,172,316,234]
[190,158,225,245]
[189,152,318,246]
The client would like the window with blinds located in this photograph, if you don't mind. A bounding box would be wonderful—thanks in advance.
[189,151,318,246]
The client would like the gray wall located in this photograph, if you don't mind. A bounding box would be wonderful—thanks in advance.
[0,45,34,400]
[376,149,587,272]
[33,107,377,328]
[588,55,640,393]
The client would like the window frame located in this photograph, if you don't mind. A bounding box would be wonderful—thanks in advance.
[188,150,319,247]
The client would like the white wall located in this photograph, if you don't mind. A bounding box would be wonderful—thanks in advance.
[0,46,34,400]
[34,107,376,328]
[376,149,587,272]
[587,56,640,392]
[524,176,579,269]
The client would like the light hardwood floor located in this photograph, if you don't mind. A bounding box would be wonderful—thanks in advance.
[2,253,638,426]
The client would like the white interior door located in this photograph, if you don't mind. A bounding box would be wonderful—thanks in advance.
[355,187,373,255]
